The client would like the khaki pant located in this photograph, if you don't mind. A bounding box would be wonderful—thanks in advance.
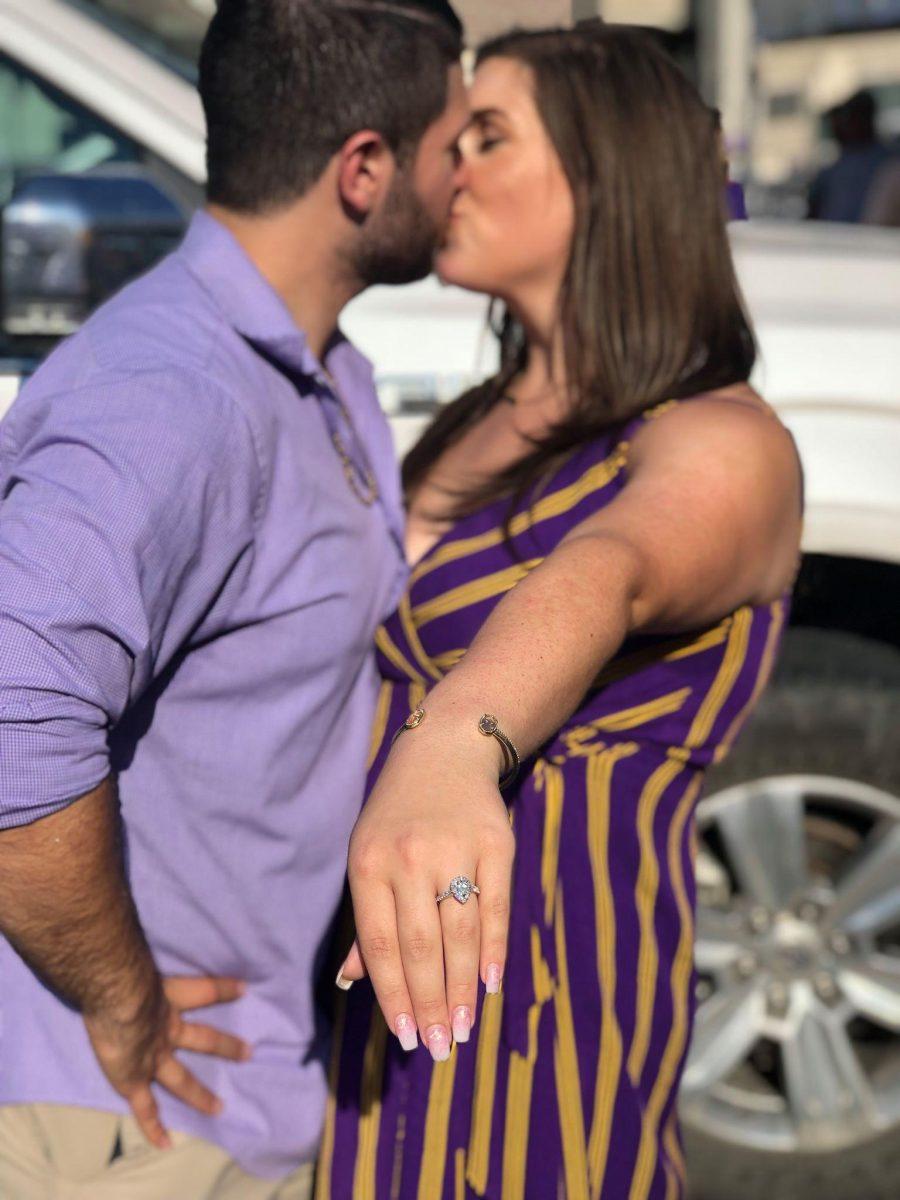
[0,1106,314,1200]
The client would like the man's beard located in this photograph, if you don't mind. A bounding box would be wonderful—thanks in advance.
[353,172,443,287]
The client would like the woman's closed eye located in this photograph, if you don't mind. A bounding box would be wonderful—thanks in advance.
[475,118,506,152]
[457,129,502,159]
[461,109,509,158]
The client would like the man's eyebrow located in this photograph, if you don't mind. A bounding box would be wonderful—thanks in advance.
[452,115,471,142]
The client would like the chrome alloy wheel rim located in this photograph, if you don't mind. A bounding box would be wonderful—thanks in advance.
[681,775,900,1154]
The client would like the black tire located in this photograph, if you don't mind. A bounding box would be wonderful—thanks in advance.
[685,1127,900,1200]
[683,627,900,1200]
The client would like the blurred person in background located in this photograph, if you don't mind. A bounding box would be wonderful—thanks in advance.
[322,21,802,1200]
[864,149,900,227]
[808,88,897,224]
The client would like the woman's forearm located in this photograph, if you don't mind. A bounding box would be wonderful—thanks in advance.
[344,530,639,1015]
[415,531,640,766]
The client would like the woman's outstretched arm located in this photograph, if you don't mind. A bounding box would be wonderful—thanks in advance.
[343,397,802,1057]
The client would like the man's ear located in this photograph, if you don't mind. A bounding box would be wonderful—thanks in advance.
[337,130,396,221]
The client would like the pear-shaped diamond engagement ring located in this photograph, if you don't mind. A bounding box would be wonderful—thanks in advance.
[436,876,481,905]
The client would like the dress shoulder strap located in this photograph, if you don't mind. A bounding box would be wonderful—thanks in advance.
[619,398,682,445]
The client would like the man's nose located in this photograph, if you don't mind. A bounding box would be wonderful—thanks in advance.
[452,153,469,191]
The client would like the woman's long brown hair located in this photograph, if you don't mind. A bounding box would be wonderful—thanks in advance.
[403,22,757,516]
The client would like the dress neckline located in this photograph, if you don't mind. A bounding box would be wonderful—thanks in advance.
[405,511,477,573]
[402,422,639,573]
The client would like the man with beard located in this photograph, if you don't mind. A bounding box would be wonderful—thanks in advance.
[0,2,468,1195]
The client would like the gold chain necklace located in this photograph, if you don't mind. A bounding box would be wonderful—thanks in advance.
[322,372,380,508]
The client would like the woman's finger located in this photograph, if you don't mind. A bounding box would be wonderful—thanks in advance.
[349,881,419,1054]
[395,880,452,1063]
[174,1020,252,1062]
[163,976,246,1012]
[128,1083,172,1151]
[336,939,368,987]
[156,1054,222,1117]
[438,879,481,1045]
[476,840,515,995]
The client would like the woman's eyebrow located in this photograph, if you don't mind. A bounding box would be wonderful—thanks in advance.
[457,107,511,143]
[469,107,508,125]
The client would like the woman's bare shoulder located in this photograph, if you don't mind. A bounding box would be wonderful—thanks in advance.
[685,382,778,420]
[633,383,789,454]
[626,384,801,509]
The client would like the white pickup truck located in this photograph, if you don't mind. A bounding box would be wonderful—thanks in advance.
[2,3,899,1197]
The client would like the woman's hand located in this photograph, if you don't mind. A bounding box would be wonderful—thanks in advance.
[343,723,514,1059]
[84,974,251,1150]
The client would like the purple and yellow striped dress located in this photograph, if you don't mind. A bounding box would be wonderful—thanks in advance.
[316,402,788,1200]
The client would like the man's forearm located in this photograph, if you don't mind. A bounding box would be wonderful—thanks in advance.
[0,778,161,1019]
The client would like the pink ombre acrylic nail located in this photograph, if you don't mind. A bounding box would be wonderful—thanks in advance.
[485,963,503,995]
[395,1013,418,1053]
[425,1024,451,1062]
[335,968,354,992]
[452,1007,472,1044]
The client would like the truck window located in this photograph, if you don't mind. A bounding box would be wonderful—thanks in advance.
[65,0,210,80]
[0,52,142,206]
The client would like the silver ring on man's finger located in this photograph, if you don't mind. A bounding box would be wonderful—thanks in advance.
[436,876,480,906]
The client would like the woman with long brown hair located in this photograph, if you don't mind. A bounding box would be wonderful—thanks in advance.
[318,22,802,1200]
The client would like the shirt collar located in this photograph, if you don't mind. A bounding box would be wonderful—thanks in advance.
[177,210,374,388]
[176,211,403,548]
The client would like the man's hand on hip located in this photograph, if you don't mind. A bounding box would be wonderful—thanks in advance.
[0,781,251,1150]
[85,975,251,1150]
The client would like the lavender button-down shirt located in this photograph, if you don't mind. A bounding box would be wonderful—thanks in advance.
[0,212,407,1178]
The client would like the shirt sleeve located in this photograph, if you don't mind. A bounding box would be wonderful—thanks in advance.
[0,369,263,828]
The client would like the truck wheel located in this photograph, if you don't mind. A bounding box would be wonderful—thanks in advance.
[681,628,900,1200]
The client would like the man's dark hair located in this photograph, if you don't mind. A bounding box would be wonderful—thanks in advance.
[827,88,878,146]
[200,1,463,214]
[828,88,876,126]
